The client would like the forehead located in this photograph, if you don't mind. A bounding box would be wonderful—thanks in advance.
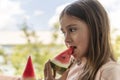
[60,14,79,26]
[60,14,87,29]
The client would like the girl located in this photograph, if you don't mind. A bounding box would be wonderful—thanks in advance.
[44,0,120,80]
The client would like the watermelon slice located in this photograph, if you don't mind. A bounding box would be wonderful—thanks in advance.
[50,47,74,75]
[22,56,36,80]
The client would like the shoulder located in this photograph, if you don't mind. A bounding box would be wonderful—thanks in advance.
[100,61,120,80]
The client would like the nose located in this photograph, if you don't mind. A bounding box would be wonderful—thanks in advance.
[64,33,72,47]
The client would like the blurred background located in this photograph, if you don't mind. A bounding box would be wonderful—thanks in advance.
[0,0,120,79]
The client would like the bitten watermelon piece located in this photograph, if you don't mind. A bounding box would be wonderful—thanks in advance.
[22,56,36,80]
[50,47,74,75]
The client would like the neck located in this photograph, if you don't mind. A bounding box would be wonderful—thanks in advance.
[75,57,87,66]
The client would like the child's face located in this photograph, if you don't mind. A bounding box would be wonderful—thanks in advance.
[60,14,89,60]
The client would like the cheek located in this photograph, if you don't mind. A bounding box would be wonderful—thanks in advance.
[81,36,89,51]
[75,33,89,54]
[74,33,89,44]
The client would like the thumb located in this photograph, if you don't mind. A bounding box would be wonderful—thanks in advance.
[60,69,70,80]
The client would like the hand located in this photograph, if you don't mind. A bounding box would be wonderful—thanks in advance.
[44,60,70,80]
[59,69,69,80]
[44,60,55,80]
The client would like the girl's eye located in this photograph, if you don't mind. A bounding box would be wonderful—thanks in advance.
[69,28,76,32]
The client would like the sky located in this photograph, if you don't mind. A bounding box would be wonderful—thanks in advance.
[0,0,120,31]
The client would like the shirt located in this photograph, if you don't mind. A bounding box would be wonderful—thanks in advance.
[95,61,120,80]
[66,60,120,80]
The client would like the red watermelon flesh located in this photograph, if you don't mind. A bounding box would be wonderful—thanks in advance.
[22,56,36,79]
[55,47,73,63]
[50,47,74,75]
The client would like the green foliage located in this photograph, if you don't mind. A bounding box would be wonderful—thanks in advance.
[113,35,120,60]
[0,47,8,64]
[0,47,4,55]
[10,43,65,79]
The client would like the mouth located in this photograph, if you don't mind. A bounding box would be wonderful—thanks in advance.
[70,46,77,49]
[73,46,77,49]
[70,46,77,55]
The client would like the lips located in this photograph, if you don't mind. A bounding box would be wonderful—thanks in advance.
[70,46,77,49]
[70,46,77,55]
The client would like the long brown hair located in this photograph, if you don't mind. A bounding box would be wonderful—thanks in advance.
[59,0,116,80]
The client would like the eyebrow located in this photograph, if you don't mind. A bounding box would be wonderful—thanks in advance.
[60,24,77,31]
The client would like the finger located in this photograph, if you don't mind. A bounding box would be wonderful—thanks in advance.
[44,63,47,78]
[48,60,56,78]
[47,60,53,78]
[44,61,49,78]
[48,60,52,75]
[44,60,55,80]
[63,69,70,75]
[60,69,70,80]
[44,60,53,79]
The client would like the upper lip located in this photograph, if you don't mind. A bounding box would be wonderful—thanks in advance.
[69,46,74,48]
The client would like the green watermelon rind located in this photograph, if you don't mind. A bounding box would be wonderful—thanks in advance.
[50,61,67,75]
[51,58,70,68]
